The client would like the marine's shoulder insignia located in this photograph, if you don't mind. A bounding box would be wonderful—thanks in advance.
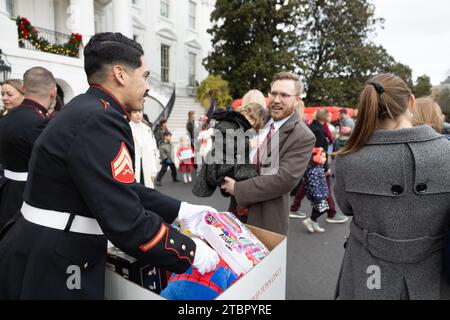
[111,142,135,184]
[100,99,110,110]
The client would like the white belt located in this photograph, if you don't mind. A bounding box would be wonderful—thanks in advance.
[21,202,104,236]
[4,170,28,182]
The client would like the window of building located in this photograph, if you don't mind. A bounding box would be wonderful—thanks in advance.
[188,1,196,29]
[188,52,196,86]
[94,13,106,34]
[94,2,107,34]
[160,0,169,18]
[5,0,14,17]
[161,44,170,83]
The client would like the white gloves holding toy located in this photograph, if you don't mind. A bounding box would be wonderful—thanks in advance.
[177,202,219,274]
[177,202,215,239]
[192,238,220,275]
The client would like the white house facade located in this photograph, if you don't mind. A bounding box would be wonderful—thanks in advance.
[0,0,215,121]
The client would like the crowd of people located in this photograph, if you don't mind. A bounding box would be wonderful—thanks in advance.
[0,31,450,300]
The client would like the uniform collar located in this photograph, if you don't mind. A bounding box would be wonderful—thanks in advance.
[366,125,442,145]
[87,84,131,120]
[21,98,48,117]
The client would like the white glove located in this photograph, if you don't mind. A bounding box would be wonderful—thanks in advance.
[192,238,220,275]
[178,202,217,239]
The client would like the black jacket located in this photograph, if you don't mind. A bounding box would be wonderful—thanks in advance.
[309,120,328,151]
[192,110,258,197]
[186,120,195,141]
[0,99,49,230]
[308,120,331,171]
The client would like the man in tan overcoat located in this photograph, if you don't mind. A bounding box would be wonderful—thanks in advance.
[221,72,315,235]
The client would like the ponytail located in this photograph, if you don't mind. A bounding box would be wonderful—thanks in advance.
[334,73,411,156]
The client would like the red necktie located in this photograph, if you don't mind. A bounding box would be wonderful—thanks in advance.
[255,123,275,173]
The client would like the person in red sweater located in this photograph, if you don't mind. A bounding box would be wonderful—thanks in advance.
[177,136,195,183]
[323,120,334,145]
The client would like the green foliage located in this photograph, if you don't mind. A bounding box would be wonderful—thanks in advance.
[293,0,413,107]
[412,75,432,98]
[204,0,297,98]
[383,61,413,88]
[434,87,450,116]
[17,16,82,57]
[196,75,233,109]
[205,0,416,107]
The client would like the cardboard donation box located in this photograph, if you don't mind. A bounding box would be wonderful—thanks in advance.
[105,225,287,300]
[106,247,167,294]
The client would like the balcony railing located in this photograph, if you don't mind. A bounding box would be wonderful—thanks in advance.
[17,17,81,58]
[152,86,176,132]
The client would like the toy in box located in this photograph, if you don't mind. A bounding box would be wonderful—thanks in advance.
[160,257,239,300]
[199,211,270,276]
[106,247,168,294]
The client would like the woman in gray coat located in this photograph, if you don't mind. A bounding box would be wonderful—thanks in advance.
[334,73,450,300]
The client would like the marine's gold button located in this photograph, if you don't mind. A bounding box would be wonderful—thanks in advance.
[182,245,186,251]
[170,239,175,245]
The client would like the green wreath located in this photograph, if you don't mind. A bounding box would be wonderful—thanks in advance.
[17,16,82,58]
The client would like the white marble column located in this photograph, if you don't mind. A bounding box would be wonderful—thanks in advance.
[0,0,19,49]
[0,0,7,16]
[112,0,133,38]
[69,0,95,39]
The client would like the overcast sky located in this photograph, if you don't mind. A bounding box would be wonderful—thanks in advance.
[371,0,450,85]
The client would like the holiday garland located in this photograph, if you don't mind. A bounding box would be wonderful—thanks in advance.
[17,16,82,58]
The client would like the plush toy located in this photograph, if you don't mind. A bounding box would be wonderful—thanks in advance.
[160,258,239,300]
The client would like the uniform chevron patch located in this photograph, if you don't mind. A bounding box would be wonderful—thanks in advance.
[111,142,135,184]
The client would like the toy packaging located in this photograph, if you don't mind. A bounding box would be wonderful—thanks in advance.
[199,211,270,276]
[106,247,167,294]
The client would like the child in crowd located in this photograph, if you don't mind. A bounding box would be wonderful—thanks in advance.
[193,102,268,223]
[176,136,195,184]
[155,131,179,186]
[197,116,213,174]
[302,147,329,233]
[237,103,268,135]
[198,116,213,158]
[129,109,159,188]
[232,103,269,222]
[237,102,270,164]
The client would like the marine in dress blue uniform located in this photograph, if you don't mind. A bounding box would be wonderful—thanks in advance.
[0,33,220,299]
[0,84,202,299]
[0,98,49,231]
